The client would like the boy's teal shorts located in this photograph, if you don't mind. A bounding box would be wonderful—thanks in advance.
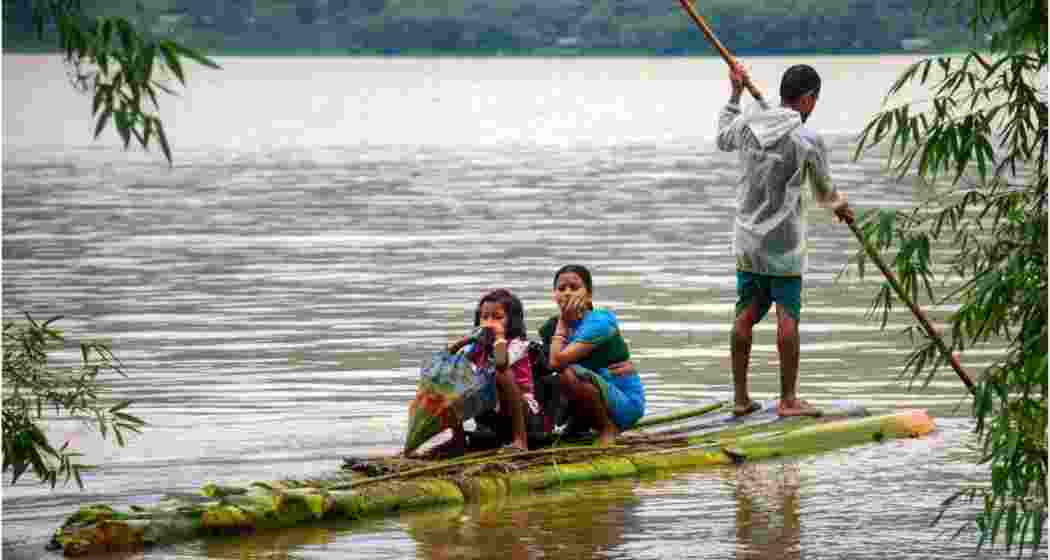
[736,271,802,323]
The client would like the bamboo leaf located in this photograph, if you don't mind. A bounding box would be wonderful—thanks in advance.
[880,285,892,330]
[131,125,145,148]
[155,117,172,165]
[116,422,143,434]
[854,119,878,158]
[889,61,921,97]
[171,42,221,69]
[142,43,156,82]
[159,41,185,85]
[872,112,890,145]
[97,50,109,77]
[151,80,176,96]
[114,110,131,148]
[113,411,145,425]
[91,84,106,116]
[937,57,951,75]
[101,17,113,49]
[919,59,932,84]
[878,211,896,248]
[143,115,153,146]
[10,458,29,485]
[93,107,112,139]
[115,17,135,51]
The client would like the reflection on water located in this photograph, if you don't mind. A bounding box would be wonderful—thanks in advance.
[406,485,643,560]
[2,55,1039,559]
[202,524,340,560]
[733,463,802,560]
[194,516,411,560]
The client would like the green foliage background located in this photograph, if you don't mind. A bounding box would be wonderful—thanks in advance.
[4,0,979,54]
[3,314,145,489]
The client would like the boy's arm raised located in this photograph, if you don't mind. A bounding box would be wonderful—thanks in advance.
[716,65,749,152]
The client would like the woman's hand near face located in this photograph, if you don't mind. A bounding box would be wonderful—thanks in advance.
[556,293,575,322]
[569,293,588,321]
[557,292,588,322]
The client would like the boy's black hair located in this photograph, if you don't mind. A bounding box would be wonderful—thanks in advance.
[780,64,821,103]
[473,289,527,341]
[552,264,593,293]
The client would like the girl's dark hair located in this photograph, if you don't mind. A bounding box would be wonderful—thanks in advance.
[552,264,593,293]
[473,289,527,341]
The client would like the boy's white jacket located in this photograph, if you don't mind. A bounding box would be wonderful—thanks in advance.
[717,103,847,277]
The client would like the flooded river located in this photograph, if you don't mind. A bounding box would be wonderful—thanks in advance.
[2,54,1038,559]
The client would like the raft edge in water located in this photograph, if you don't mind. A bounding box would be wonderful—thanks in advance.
[49,407,935,557]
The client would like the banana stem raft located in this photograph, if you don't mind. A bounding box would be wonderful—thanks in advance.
[50,406,935,557]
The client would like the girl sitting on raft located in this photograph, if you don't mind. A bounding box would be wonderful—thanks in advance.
[541,265,646,446]
[435,289,536,456]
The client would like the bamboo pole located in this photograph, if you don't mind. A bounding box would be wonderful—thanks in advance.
[674,0,976,396]
[843,217,975,394]
[631,401,723,429]
[675,0,767,109]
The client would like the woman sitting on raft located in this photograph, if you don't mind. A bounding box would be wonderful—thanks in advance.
[541,264,646,446]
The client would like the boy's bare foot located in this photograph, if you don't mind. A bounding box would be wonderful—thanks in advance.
[510,434,528,452]
[595,428,618,447]
[776,398,822,418]
[501,441,528,453]
[733,400,762,417]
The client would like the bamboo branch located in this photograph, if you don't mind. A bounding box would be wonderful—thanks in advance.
[630,402,724,429]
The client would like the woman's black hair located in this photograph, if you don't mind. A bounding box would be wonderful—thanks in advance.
[473,289,527,341]
[552,264,593,294]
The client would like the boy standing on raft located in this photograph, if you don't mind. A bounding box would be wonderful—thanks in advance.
[717,63,854,417]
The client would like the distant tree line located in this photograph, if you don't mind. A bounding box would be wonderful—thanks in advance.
[4,0,978,54]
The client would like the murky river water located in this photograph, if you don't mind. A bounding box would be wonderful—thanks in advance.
[2,55,1041,559]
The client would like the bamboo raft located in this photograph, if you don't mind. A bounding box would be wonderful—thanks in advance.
[48,400,935,556]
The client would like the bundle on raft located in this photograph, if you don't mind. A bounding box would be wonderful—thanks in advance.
[49,402,935,557]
